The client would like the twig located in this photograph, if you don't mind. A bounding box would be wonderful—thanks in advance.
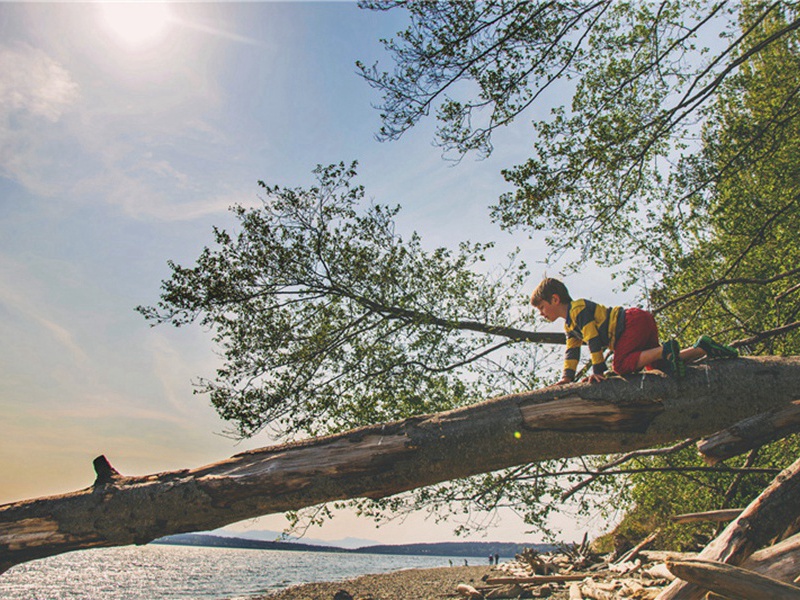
[654,267,800,314]
[561,439,697,501]
[730,321,800,349]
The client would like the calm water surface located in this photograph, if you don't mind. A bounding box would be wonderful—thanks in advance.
[1,545,477,599]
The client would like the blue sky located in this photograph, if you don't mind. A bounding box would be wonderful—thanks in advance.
[0,2,619,545]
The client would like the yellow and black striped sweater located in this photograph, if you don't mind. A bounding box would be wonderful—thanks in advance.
[563,299,626,380]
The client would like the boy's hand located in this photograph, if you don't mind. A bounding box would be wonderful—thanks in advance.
[554,377,573,386]
[581,373,606,384]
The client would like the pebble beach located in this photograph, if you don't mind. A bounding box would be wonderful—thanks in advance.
[257,565,495,600]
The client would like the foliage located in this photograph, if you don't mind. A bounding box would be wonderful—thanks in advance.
[360,0,800,274]
[598,436,798,550]
[652,2,800,349]
[604,4,800,548]
[139,162,579,538]
[138,162,550,439]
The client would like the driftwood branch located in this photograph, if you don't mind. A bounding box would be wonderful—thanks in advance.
[613,529,660,565]
[671,509,743,524]
[3,356,800,575]
[656,451,800,599]
[719,448,760,519]
[484,574,586,585]
[697,400,800,465]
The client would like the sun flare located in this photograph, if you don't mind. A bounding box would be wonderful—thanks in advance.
[99,3,172,47]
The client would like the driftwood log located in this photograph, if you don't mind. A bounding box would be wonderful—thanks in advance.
[665,558,800,600]
[2,356,800,575]
[613,528,660,565]
[741,531,800,583]
[697,400,800,464]
[656,453,800,599]
[484,574,586,585]
[671,509,743,524]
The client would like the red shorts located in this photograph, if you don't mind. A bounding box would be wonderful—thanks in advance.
[612,307,662,375]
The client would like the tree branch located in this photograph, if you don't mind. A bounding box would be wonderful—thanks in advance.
[561,438,698,501]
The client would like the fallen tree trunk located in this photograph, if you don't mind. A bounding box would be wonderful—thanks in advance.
[697,400,800,464]
[3,356,800,574]
[656,453,800,599]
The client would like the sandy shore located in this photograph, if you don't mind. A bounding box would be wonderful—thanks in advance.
[255,565,496,600]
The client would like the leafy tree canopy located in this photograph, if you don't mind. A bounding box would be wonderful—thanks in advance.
[359,0,800,275]
[615,3,800,548]
[138,162,554,439]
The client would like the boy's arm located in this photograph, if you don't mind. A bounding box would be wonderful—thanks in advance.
[562,335,582,382]
[581,321,607,376]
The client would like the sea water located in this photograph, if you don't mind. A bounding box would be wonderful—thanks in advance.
[1,545,479,599]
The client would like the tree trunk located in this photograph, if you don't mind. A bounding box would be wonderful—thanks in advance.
[656,453,800,600]
[3,356,800,574]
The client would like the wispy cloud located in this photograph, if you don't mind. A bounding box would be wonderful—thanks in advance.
[0,256,91,369]
[0,43,79,195]
[0,43,79,121]
[173,17,264,47]
[74,167,258,221]
[146,330,214,418]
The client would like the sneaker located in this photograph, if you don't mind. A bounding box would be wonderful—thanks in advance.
[694,335,738,359]
[662,339,685,377]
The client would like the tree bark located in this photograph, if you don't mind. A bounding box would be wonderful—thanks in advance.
[741,532,800,584]
[3,356,800,574]
[656,452,800,600]
[665,558,800,600]
[697,400,800,464]
[671,509,743,524]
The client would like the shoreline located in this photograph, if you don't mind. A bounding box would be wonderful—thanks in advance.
[252,565,495,600]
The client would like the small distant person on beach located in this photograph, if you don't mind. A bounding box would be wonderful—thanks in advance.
[530,277,738,384]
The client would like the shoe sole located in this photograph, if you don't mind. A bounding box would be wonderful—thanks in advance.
[696,335,738,359]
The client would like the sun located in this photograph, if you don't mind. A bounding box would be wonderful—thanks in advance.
[99,2,173,47]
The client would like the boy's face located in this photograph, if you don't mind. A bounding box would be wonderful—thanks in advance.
[533,295,561,322]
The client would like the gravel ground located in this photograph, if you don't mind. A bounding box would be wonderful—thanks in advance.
[255,565,497,600]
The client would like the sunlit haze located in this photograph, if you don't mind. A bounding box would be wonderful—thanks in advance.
[99,2,172,47]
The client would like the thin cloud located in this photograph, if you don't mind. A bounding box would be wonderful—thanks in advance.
[0,43,79,122]
[0,257,91,369]
[78,168,259,221]
[173,17,264,47]
[0,43,79,195]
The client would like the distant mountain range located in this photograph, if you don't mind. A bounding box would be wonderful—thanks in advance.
[153,532,558,559]
[211,528,377,549]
